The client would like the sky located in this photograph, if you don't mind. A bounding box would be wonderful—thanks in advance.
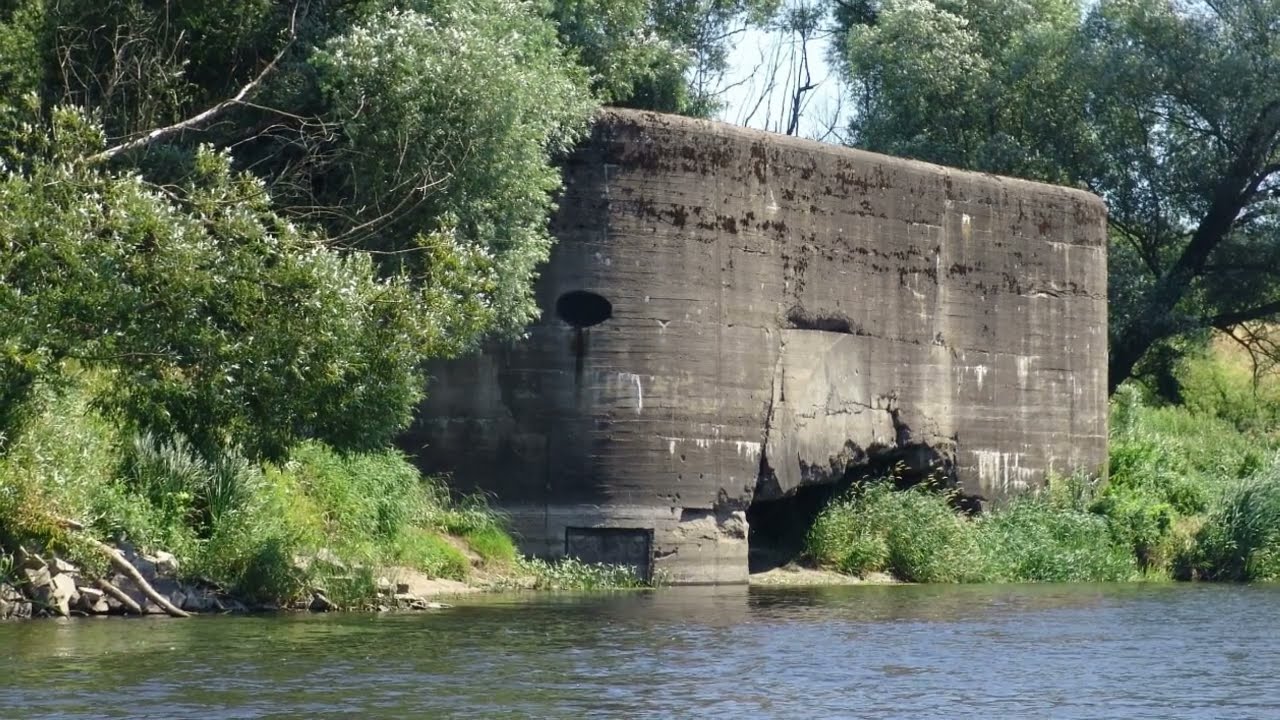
[713,24,842,141]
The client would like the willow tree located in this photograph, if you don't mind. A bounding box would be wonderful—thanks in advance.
[0,0,595,454]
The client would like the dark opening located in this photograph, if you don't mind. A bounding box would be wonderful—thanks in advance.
[566,526,653,582]
[747,442,969,574]
[747,482,841,573]
[785,305,863,335]
[556,290,613,328]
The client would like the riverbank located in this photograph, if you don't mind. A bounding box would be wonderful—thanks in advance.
[805,346,1280,584]
[0,376,656,621]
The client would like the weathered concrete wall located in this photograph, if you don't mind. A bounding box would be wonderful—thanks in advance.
[403,109,1109,584]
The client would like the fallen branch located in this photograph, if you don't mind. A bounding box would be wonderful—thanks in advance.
[95,577,143,615]
[56,518,190,618]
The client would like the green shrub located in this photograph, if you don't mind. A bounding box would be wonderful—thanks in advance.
[0,381,519,605]
[461,525,518,565]
[806,482,986,583]
[1179,469,1280,581]
[1178,342,1280,435]
[977,496,1138,582]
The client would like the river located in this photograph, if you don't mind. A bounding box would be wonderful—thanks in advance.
[2,583,1277,718]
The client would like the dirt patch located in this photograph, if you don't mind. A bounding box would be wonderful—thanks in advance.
[384,567,483,598]
[749,563,898,587]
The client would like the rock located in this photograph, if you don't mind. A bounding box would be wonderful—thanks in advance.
[314,548,346,570]
[50,557,80,576]
[293,547,348,574]
[1,583,31,620]
[117,544,157,578]
[36,573,79,617]
[179,588,222,613]
[309,591,338,612]
[142,550,180,576]
[77,588,109,615]
[376,576,393,595]
[22,565,51,590]
[168,589,188,611]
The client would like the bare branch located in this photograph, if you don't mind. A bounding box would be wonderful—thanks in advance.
[87,5,299,163]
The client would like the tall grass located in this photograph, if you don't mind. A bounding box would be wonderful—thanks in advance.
[0,377,522,605]
[806,346,1280,585]
[806,477,1139,583]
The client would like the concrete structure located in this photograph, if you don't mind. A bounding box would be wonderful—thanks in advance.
[403,109,1109,584]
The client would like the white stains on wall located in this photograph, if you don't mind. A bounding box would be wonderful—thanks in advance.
[658,436,762,461]
[1016,355,1036,385]
[969,364,989,388]
[975,450,1036,493]
[630,373,643,413]
[608,372,645,414]
[734,441,762,460]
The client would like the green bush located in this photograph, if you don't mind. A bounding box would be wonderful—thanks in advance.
[0,380,521,605]
[1179,470,1280,582]
[389,528,471,581]
[977,496,1138,582]
[807,478,1139,584]
[806,482,986,583]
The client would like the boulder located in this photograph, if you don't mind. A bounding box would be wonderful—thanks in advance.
[50,558,80,576]
[146,551,179,577]
[22,565,51,591]
[179,588,223,613]
[77,587,109,615]
[309,591,338,612]
[0,583,32,620]
[17,547,45,570]
[35,573,79,617]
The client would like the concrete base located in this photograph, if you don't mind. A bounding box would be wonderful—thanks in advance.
[504,504,749,585]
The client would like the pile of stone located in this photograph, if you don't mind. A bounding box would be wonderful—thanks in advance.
[0,544,233,620]
[287,551,452,613]
[2,543,457,621]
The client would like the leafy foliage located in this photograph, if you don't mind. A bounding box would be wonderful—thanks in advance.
[549,0,783,114]
[0,379,521,604]
[311,0,595,335]
[1,107,435,458]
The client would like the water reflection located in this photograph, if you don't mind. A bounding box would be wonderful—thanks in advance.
[1,583,1277,719]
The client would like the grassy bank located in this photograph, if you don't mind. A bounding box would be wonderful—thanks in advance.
[806,343,1280,583]
[0,375,648,610]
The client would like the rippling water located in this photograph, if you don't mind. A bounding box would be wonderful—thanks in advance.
[2,583,1278,718]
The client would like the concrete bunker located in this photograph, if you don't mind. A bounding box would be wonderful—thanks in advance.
[404,109,1109,584]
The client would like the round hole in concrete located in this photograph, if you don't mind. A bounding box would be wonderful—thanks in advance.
[555,290,612,328]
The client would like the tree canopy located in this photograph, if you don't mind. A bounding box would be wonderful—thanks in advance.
[834,0,1280,393]
[0,0,792,455]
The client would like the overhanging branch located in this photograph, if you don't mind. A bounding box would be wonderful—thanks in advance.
[1208,299,1280,329]
[87,5,299,164]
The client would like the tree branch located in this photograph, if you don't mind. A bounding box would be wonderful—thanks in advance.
[87,5,299,163]
[1208,299,1280,330]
